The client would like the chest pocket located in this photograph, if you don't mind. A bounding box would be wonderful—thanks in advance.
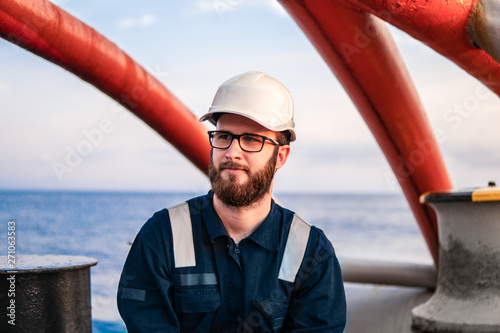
[169,203,221,332]
[172,274,221,333]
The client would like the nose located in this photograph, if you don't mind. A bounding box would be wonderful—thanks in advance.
[224,137,243,160]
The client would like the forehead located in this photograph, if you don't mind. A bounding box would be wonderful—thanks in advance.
[215,114,274,136]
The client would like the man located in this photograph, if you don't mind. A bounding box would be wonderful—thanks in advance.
[117,71,346,332]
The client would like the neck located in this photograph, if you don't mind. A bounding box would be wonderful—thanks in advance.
[213,192,273,244]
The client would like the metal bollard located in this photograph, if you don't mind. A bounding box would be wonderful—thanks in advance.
[411,183,500,333]
[0,254,97,333]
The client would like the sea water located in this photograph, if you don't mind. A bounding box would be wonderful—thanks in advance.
[0,190,432,332]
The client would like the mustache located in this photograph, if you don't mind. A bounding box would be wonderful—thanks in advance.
[218,161,249,172]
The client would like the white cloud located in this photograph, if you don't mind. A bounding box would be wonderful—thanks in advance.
[140,14,155,27]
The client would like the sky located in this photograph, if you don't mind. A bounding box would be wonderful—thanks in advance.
[1,0,499,194]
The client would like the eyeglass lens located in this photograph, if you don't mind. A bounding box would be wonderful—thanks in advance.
[211,132,264,152]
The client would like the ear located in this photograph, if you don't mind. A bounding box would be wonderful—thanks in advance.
[275,145,291,170]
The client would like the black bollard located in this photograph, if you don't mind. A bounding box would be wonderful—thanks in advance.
[1,255,97,333]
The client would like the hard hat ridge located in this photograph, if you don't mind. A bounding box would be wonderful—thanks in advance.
[199,71,296,141]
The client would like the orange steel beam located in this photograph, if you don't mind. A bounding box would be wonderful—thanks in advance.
[0,0,211,175]
[344,0,500,96]
[280,0,454,265]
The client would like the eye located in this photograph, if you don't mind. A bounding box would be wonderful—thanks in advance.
[215,133,231,140]
[242,135,263,144]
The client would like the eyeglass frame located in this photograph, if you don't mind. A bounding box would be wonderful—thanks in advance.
[207,130,281,153]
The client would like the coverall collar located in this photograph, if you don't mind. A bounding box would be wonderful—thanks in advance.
[204,191,279,251]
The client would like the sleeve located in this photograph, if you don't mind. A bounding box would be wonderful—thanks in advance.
[283,230,347,333]
[117,214,179,333]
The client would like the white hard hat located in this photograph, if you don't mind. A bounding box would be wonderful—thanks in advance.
[199,71,296,141]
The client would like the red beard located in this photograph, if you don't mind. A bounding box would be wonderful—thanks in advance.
[209,148,278,207]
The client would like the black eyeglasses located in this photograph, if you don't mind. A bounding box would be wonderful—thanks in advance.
[208,131,280,152]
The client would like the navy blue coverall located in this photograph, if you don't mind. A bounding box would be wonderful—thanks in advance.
[117,191,346,332]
